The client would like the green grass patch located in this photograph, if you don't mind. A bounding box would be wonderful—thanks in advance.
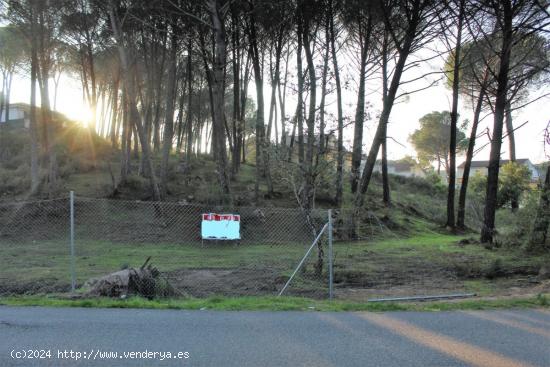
[1,294,548,312]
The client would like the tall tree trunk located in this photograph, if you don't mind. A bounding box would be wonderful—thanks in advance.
[152,30,167,154]
[29,6,39,194]
[350,19,372,194]
[301,15,316,212]
[457,75,487,229]
[318,16,330,156]
[505,100,518,210]
[239,54,251,163]
[231,10,241,174]
[296,15,304,165]
[110,75,120,148]
[206,0,232,200]
[5,72,12,122]
[446,0,465,229]
[527,165,550,251]
[354,22,417,211]
[481,1,513,245]
[330,0,344,207]
[184,36,194,170]
[381,31,391,207]
[109,0,161,201]
[120,89,130,182]
[249,10,273,200]
[278,47,289,148]
[37,7,57,196]
[160,28,178,199]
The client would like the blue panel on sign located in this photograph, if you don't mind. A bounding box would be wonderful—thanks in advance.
[201,213,240,240]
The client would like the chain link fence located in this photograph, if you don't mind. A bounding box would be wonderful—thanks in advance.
[330,208,480,301]
[0,198,70,295]
[0,193,486,301]
[0,194,332,299]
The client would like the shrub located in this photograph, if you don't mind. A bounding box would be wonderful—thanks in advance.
[498,162,531,208]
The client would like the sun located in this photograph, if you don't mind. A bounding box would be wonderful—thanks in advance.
[60,98,94,126]
[77,106,94,127]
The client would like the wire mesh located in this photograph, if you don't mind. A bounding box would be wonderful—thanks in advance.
[0,195,331,298]
[0,198,70,295]
[330,207,480,301]
[0,195,483,301]
[75,198,330,298]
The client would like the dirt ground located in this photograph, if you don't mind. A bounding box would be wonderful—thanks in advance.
[165,268,327,298]
[334,278,550,301]
[163,265,550,301]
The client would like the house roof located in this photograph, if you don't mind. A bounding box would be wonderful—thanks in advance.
[457,158,530,169]
[374,160,415,172]
[5,102,30,111]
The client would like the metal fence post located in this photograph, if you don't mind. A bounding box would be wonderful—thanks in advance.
[328,209,333,300]
[69,191,76,293]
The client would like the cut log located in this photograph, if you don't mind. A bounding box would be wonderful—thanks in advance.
[83,258,177,299]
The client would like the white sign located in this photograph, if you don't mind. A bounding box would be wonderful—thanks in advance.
[201,213,241,240]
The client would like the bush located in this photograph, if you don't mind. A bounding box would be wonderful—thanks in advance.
[0,166,30,195]
[466,163,531,209]
[498,162,531,208]
[495,190,539,247]
[389,172,445,196]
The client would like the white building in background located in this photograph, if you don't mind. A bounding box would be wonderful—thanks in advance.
[366,159,426,178]
[0,103,30,128]
[457,158,540,182]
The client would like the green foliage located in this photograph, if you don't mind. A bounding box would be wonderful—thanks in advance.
[495,190,539,247]
[448,32,549,108]
[409,111,468,171]
[469,171,487,195]
[498,162,531,208]
[0,26,25,73]
[423,171,446,191]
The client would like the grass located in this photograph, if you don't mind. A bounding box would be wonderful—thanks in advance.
[2,227,548,297]
[1,293,548,312]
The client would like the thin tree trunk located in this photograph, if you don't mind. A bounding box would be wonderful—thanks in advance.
[278,47,289,147]
[505,100,518,210]
[109,0,161,201]
[120,88,130,182]
[318,15,330,156]
[481,1,513,245]
[354,22,417,211]
[206,0,232,200]
[301,16,316,212]
[457,77,487,229]
[527,165,550,251]
[381,31,391,207]
[5,72,12,122]
[249,9,273,200]
[160,28,178,199]
[350,19,372,194]
[110,75,120,148]
[446,0,465,229]
[330,0,344,207]
[296,15,304,165]
[184,36,194,170]
[37,7,57,196]
[231,10,241,173]
[29,6,39,194]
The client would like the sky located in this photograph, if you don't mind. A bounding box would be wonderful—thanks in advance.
[7,42,550,165]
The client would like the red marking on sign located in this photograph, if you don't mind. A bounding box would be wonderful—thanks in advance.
[202,213,240,222]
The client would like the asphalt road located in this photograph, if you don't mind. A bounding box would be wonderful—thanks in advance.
[1,306,549,367]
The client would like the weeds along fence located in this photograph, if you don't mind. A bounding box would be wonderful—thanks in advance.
[0,194,475,301]
[0,194,332,299]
